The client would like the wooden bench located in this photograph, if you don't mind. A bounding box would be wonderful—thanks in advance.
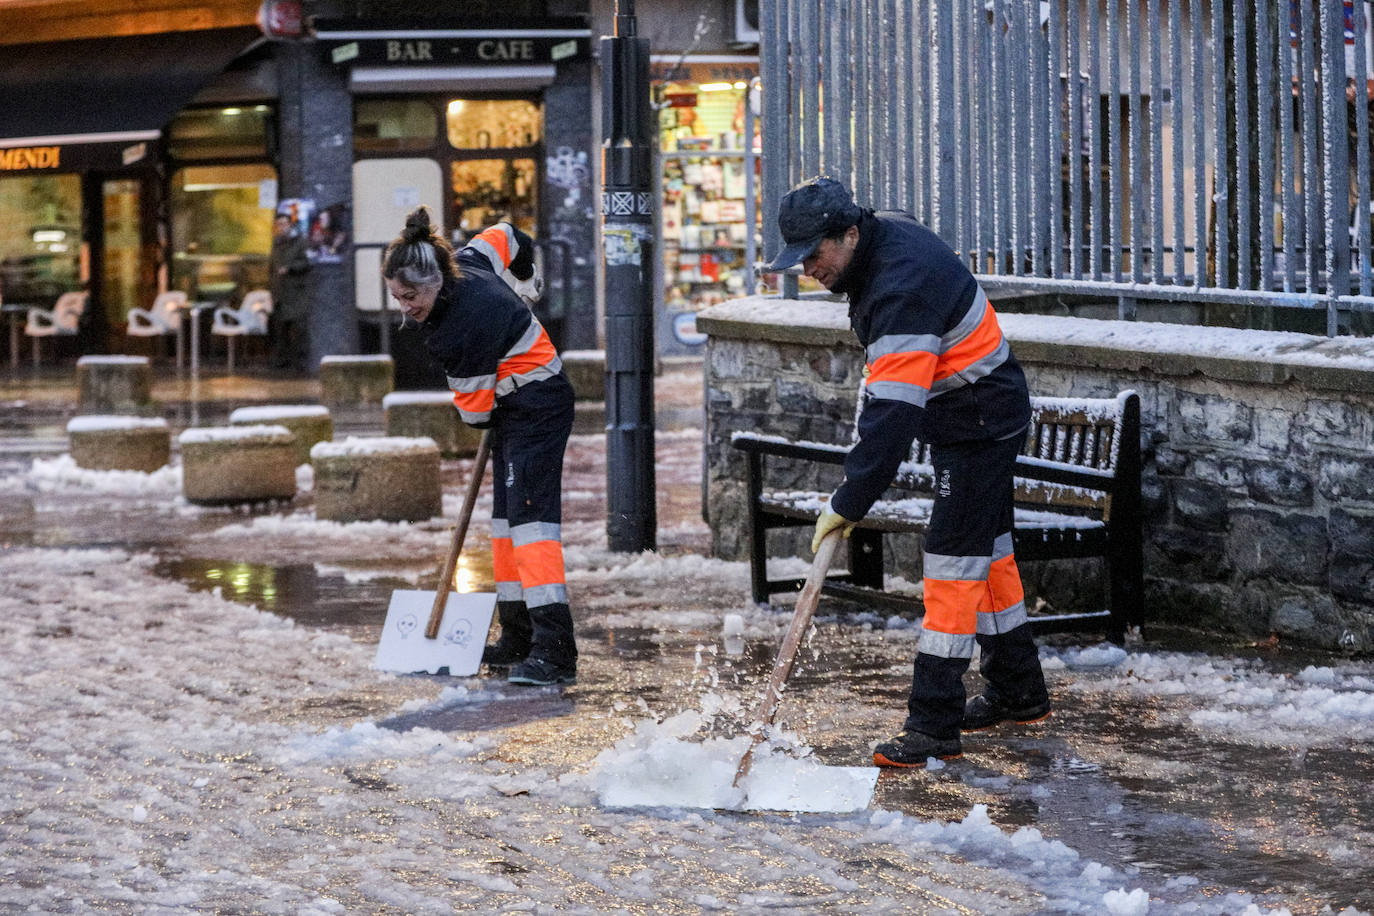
[732,390,1144,643]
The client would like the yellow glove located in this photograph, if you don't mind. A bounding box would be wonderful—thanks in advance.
[812,501,856,553]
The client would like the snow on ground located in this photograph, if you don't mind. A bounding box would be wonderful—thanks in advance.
[2,437,1372,913]
[2,544,1369,914]
[1044,645,1374,746]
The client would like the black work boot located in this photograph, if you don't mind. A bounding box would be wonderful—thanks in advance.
[872,730,963,768]
[482,601,532,667]
[963,692,1052,731]
[507,656,577,686]
[970,624,1051,730]
[508,602,577,687]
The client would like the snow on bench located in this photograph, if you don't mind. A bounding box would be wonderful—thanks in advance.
[732,391,1144,642]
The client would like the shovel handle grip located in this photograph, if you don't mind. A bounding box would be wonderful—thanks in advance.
[426,430,492,639]
[733,528,842,786]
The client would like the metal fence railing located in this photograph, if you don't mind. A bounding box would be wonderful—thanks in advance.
[761,0,1374,335]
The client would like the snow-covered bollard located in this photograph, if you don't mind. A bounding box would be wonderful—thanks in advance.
[311,436,441,523]
[76,355,152,415]
[228,404,332,466]
[67,415,170,472]
[179,425,298,505]
[382,391,481,458]
[318,354,393,408]
[560,349,605,401]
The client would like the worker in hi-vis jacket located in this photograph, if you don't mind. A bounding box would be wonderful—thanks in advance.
[383,206,577,687]
[766,178,1052,767]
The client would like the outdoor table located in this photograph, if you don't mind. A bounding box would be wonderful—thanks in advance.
[2,303,34,371]
[187,301,220,382]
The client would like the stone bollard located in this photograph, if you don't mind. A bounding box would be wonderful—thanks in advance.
[318,354,394,408]
[560,349,605,401]
[382,391,481,458]
[77,355,153,414]
[179,425,298,505]
[311,436,441,523]
[67,415,170,472]
[229,404,332,465]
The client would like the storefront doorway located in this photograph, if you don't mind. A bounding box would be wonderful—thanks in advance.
[352,95,546,377]
[101,178,147,333]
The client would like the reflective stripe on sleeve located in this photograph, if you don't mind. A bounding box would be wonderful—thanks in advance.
[464,224,518,272]
[447,371,498,393]
[866,333,941,362]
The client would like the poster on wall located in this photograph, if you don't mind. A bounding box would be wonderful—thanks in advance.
[276,197,314,237]
[307,203,351,264]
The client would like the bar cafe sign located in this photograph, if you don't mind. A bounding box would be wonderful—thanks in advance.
[329,34,589,67]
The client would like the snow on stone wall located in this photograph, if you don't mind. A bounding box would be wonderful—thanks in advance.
[698,297,1374,652]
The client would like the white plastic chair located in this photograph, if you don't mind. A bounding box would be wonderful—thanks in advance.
[25,291,88,367]
[210,289,272,372]
[127,291,188,367]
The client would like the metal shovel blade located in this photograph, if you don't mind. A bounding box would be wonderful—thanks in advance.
[374,589,496,675]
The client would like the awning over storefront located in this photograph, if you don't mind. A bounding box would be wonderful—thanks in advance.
[0,26,263,168]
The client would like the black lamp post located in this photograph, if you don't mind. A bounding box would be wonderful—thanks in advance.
[601,0,657,553]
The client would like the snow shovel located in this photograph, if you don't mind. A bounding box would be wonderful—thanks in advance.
[374,431,497,675]
[733,529,850,786]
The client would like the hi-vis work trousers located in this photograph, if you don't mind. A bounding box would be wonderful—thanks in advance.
[904,433,1049,739]
[488,395,577,665]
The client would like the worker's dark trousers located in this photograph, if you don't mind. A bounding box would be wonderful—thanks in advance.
[904,433,1049,739]
[489,395,576,666]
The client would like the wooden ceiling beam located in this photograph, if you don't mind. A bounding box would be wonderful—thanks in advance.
[0,0,259,44]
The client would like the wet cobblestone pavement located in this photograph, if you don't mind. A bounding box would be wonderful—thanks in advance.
[1,362,1371,914]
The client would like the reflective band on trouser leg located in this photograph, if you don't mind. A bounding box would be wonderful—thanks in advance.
[511,521,567,608]
[919,552,988,659]
[490,518,523,602]
[978,531,1028,635]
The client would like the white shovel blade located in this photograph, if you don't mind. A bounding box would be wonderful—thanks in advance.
[374,589,496,675]
[739,755,879,813]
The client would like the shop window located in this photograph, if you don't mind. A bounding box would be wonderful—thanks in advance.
[355,100,439,153]
[0,174,82,304]
[170,164,275,303]
[446,99,541,150]
[655,77,760,311]
[168,106,273,160]
[451,158,537,238]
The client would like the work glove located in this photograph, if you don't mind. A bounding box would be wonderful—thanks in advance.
[812,498,856,553]
[502,263,544,307]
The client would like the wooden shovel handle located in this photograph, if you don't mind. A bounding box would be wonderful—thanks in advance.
[425,430,492,639]
[732,528,843,787]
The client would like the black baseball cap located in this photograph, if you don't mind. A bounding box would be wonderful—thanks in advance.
[766,177,862,270]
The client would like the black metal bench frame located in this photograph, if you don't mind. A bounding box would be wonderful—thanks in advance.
[733,391,1144,643]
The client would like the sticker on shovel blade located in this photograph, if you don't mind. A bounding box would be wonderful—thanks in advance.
[374,590,497,675]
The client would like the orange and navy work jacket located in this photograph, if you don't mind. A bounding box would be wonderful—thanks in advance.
[829,210,1031,522]
[420,223,566,428]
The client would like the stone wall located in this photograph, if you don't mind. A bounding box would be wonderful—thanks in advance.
[696,296,1374,653]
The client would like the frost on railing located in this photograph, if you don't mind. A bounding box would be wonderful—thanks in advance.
[761,0,1374,334]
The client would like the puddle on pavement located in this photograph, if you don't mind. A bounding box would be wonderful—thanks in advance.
[145,555,1374,912]
[155,556,414,637]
